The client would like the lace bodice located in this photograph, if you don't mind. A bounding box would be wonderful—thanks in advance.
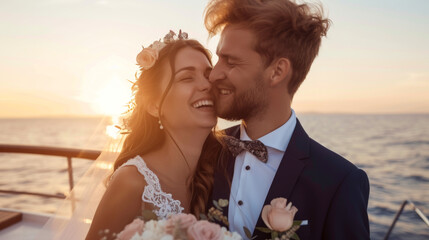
[118,155,184,219]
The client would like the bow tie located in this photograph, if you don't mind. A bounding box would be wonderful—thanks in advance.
[223,135,268,163]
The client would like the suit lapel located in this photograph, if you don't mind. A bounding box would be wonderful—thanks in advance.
[253,119,310,236]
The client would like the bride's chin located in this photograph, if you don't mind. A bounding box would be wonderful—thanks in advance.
[203,118,218,129]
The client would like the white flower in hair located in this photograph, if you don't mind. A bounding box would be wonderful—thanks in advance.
[136,30,188,70]
[163,30,176,43]
[178,30,188,40]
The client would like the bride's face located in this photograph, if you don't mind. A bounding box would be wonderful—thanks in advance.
[158,47,216,131]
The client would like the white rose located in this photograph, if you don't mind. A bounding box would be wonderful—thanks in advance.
[159,235,174,240]
[221,227,243,240]
[129,232,144,240]
[151,41,166,52]
[141,220,168,240]
[141,230,156,240]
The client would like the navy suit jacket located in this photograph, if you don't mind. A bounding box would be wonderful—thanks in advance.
[208,119,370,239]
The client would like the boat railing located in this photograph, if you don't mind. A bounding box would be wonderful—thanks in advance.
[384,199,429,239]
[0,144,101,211]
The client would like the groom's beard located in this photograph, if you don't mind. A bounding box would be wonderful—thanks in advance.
[215,77,268,121]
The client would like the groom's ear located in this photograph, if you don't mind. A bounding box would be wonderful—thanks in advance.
[268,58,292,87]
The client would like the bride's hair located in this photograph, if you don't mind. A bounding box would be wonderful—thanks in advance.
[113,39,222,217]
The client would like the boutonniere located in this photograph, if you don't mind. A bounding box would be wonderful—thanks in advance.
[252,198,301,240]
[205,198,230,227]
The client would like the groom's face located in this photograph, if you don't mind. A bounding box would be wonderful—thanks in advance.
[209,25,269,121]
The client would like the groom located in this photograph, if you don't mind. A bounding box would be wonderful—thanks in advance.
[205,0,370,239]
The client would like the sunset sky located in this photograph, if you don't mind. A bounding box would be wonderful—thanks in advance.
[1,0,428,118]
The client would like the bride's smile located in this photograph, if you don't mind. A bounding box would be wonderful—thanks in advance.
[159,46,217,131]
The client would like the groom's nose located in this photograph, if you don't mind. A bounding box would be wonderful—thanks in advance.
[209,61,226,83]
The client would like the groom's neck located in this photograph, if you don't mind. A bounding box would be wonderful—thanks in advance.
[244,105,292,140]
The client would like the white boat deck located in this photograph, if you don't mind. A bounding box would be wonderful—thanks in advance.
[0,208,51,240]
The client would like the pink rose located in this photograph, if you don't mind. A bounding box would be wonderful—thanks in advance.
[261,198,298,232]
[116,218,145,240]
[165,213,197,234]
[187,220,223,240]
[136,47,158,69]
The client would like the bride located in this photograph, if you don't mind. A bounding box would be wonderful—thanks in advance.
[84,31,223,239]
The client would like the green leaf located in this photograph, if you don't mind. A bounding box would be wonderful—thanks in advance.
[199,214,208,220]
[207,214,215,222]
[271,231,279,239]
[243,226,252,239]
[213,200,223,211]
[291,232,301,240]
[293,220,302,226]
[141,210,158,221]
[255,227,272,233]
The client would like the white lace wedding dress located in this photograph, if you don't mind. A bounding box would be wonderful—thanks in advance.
[117,155,184,219]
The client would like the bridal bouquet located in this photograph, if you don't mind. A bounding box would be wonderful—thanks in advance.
[111,213,242,240]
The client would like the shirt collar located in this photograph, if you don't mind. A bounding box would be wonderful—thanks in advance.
[240,109,297,152]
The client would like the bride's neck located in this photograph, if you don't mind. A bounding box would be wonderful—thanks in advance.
[150,127,211,180]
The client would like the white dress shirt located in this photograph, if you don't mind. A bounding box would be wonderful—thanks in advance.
[228,110,297,237]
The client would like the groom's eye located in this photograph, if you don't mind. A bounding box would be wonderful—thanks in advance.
[225,56,240,67]
[204,68,212,79]
[226,60,235,67]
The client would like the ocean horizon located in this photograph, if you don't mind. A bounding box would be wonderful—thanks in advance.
[2,112,428,119]
[0,114,428,239]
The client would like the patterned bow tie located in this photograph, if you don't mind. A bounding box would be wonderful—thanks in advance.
[223,135,268,163]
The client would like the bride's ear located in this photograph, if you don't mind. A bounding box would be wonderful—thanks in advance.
[146,102,160,118]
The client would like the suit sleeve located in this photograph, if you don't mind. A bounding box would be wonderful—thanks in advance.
[323,168,370,240]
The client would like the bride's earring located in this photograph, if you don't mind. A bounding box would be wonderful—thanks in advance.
[158,120,164,130]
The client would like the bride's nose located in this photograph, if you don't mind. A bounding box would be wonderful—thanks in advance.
[197,75,212,92]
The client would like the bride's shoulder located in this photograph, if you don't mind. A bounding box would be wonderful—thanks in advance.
[110,156,147,191]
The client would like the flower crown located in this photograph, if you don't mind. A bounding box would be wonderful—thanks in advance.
[136,30,189,70]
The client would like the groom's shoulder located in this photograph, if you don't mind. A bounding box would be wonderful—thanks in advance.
[307,137,359,174]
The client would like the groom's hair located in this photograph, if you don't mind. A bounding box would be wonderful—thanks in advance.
[205,0,331,95]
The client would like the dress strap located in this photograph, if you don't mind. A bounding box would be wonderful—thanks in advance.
[118,155,184,219]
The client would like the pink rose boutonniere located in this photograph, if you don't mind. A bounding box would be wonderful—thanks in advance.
[254,198,302,240]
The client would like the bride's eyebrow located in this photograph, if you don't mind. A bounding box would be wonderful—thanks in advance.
[175,66,195,75]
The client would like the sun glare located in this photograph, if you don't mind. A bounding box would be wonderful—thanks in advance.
[106,124,121,139]
[96,161,113,170]
[79,56,136,117]
[92,76,131,116]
